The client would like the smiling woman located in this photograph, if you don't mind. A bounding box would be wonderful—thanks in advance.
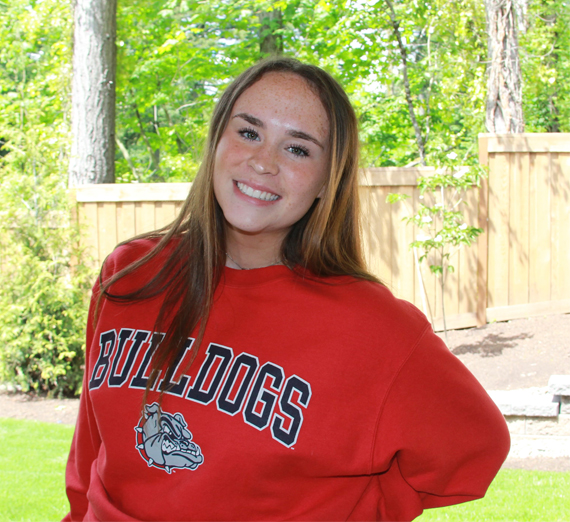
[64,58,510,522]
[214,72,330,269]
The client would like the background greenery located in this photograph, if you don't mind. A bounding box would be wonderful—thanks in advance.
[1,418,569,522]
[0,0,568,396]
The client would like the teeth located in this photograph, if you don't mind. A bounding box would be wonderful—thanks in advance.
[237,182,279,201]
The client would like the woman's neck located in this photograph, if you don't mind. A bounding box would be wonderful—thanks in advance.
[225,229,285,270]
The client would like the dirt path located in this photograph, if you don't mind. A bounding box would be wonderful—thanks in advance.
[441,313,570,391]
[0,389,79,425]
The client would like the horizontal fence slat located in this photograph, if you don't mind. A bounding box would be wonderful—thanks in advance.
[73,136,570,330]
[359,166,472,187]
[75,183,192,202]
[480,133,570,154]
[487,299,570,323]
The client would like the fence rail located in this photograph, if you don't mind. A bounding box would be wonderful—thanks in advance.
[73,133,570,330]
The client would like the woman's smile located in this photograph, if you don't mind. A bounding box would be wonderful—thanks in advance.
[213,71,330,251]
[234,180,280,203]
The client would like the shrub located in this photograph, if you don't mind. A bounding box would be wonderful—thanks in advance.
[0,168,93,397]
[0,0,93,397]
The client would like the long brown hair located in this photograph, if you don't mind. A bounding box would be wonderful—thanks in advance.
[100,57,380,400]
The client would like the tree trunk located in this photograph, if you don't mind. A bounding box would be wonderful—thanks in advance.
[259,9,283,57]
[485,0,525,133]
[69,0,117,186]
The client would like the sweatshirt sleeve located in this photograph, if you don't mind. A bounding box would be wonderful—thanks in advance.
[63,280,105,521]
[372,326,510,521]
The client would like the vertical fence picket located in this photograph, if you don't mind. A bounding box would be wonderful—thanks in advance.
[73,139,570,329]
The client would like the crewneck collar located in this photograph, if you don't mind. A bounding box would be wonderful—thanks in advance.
[221,264,294,287]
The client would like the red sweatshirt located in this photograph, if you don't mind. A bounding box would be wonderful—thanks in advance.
[64,239,509,521]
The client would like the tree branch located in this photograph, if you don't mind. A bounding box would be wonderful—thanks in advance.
[384,0,427,165]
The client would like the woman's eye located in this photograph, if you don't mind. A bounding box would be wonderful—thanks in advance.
[238,127,259,141]
[288,145,310,158]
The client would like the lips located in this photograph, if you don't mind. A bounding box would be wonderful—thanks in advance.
[236,181,279,202]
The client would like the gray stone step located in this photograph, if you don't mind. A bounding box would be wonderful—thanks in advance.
[488,387,560,417]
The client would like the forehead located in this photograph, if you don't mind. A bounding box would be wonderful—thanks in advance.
[232,72,329,139]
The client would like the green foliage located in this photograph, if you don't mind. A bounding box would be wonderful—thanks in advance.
[5,0,569,186]
[112,0,570,179]
[0,177,92,396]
[0,0,93,397]
[0,418,73,521]
[407,167,483,276]
[521,0,570,132]
[388,166,483,334]
[113,0,494,175]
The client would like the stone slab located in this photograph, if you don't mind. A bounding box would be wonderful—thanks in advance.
[549,375,570,396]
[488,387,560,417]
[505,414,570,436]
[508,434,570,459]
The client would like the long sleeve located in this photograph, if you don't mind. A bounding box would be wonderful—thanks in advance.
[63,291,103,521]
[371,327,510,520]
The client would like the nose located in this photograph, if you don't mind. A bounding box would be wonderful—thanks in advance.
[247,144,279,176]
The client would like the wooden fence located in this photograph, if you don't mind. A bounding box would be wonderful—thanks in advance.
[478,133,570,323]
[73,133,570,330]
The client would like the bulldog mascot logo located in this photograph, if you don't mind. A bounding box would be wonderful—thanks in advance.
[135,403,204,473]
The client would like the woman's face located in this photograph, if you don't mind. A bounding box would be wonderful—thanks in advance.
[213,72,330,247]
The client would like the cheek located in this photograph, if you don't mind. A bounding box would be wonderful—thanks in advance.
[215,135,247,168]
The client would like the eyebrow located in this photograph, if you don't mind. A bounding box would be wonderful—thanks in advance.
[233,112,325,150]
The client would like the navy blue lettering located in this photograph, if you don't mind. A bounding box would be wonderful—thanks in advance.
[272,376,311,447]
[187,344,233,405]
[159,338,195,396]
[89,330,116,390]
[217,353,259,415]
[243,363,284,430]
[129,332,165,389]
[108,328,144,388]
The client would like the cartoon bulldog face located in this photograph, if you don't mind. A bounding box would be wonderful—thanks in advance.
[135,403,204,473]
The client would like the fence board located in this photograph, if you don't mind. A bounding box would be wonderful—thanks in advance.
[508,151,530,306]
[117,202,136,244]
[79,202,99,263]
[529,153,552,303]
[98,203,117,265]
[136,202,155,236]
[391,185,415,303]
[487,152,510,308]
[462,187,479,317]
[74,135,570,329]
[551,153,570,301]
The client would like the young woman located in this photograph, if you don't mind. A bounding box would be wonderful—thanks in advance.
[64,58,510,522]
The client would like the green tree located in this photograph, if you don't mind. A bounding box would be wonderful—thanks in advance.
[112,0,493,178]
[521,0,570,132]
[0,0,93,396]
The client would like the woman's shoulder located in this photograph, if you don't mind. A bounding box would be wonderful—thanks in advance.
[100,236,179,287]
[350,278,430,330]
[298,273,432,339]
[103,237,163,274]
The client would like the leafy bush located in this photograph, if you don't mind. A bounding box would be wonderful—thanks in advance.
[0,0,93,397]
[0,168,93,397]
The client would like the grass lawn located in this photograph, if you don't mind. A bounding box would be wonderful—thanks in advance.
[419,468,570,521]
[1,418,569,521]
[0,418,73,522]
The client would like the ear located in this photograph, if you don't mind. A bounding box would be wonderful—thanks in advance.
[317,183,326,199]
